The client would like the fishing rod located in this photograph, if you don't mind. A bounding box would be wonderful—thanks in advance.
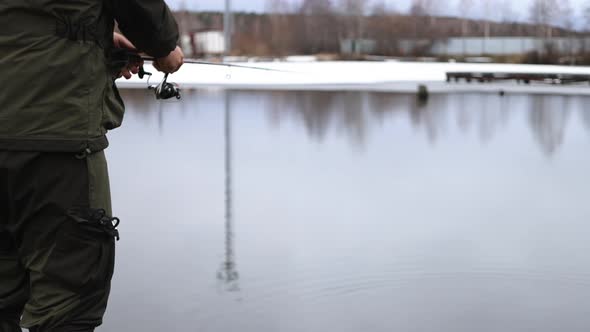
[141,55,291,73]
[116,49,293,100]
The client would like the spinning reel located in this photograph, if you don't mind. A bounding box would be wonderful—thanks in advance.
[139,67,181,100]
[115,47,290,101]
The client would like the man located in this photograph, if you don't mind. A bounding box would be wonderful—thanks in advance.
[0,1,183,331]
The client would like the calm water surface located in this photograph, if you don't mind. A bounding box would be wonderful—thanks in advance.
[102,90,590,332]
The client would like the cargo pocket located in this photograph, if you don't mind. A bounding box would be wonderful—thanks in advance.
[43,222,113,291]
[42,151,118,291]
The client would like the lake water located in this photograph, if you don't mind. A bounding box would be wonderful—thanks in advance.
[101,90,590,332]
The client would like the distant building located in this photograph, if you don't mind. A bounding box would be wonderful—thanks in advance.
[194,31,225,55]
[180,30,226,57]
[340,39,377,55]
[400,37,590,57]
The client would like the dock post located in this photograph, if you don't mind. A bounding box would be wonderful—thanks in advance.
[417,85,429,103]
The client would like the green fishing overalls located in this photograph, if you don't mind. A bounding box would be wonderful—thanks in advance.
[0,1,179,331]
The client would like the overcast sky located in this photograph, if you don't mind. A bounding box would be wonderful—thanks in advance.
[167,0,589,22]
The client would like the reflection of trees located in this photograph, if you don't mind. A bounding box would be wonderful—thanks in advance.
[447,93,509,144]
[269,91,337,142]
[455,94,474,134]
[266,91,370,147]
[337,92,369,146]
[477,94,504,144]
[368,93,410,123]
[262,91,574,156]
[269,91,506,147]
[120,89,579,157]
[528,96,571,156]
[409,93,450,143]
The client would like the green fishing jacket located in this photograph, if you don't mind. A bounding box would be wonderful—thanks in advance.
[0,0,179,153]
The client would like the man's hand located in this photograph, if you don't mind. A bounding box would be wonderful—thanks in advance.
[153,46,184,74]
[113,32,142,79]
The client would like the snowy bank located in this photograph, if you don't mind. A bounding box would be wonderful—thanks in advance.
[116,61,590,95]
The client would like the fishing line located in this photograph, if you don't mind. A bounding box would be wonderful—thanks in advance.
[122,49,302,100]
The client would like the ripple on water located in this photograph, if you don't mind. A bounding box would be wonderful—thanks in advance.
[195,258,590,329]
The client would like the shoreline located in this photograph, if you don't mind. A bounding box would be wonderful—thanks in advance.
[116,61,590,95]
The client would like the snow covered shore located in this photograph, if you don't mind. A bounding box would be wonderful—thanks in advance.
[116,61,590,95]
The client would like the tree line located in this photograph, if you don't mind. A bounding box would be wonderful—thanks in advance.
[175,0,589,60]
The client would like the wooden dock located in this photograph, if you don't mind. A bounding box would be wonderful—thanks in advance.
[446,72,590,85]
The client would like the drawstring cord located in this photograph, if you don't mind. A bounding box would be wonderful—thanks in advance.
[77,209,121,241]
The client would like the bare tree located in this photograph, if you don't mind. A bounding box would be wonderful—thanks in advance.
[478,0,496,54]
[482,0,493,39]
[560,0,576,63]
[529,0,560,38]
[339,0,369,41]
[340,0,367,15]
[368,1,400,54]
[300,0,334,15]
[500,0,517,23]
[458,0,474,56]
[410,0,439,18]
[559,0,574,29]
[370,0,388,16]
[266,0,291,13]
[298,0,339,53]
[584,1,590,31]
[266,0,293,55]
[458,0,473,36]
[409,0,439,40]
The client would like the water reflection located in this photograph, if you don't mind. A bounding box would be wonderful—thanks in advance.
[217,91,240,292]
[529,96,572,156]
[262,91,588,156]
[108,89,590,332]
[267,91,369,147]
[121,90,588,157]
